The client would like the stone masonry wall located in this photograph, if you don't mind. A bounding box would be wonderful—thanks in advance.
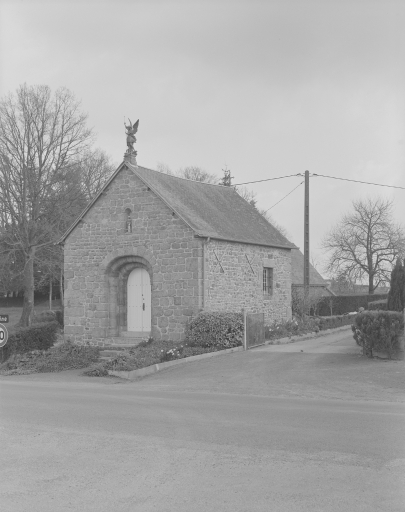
[204,239,291,323]
[64,166,202,345]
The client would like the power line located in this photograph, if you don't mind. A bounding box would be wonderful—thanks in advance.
[234,173,303,186]
[311,173,405,190]
[262,181,304,213]
[234,172,404,190]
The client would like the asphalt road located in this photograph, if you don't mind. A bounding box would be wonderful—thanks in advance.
[1,329,404,512]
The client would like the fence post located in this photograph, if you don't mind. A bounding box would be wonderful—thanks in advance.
[242,308,247,350]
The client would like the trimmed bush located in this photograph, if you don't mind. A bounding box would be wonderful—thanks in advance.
[352,311,404,358]
[368,300,387,311]
[185,312,243,349]
[0,321,59,362]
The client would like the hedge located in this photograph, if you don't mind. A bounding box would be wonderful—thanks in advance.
[0,293,49,308]
[317,293,388,316]
[0,321,59,362]
[351,311,404,358]
[31,309,63,326]
[185,312,243,349]
[317,314,356,330]
[32,310,57,324]
[368,300,387,311]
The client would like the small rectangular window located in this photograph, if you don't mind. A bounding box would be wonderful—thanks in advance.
[263,267,273,295]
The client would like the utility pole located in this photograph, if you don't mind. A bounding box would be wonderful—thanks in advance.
[304,170,310,314]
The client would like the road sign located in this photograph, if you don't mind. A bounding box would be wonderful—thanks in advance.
[0,323,8,348]
[0,314,9,323]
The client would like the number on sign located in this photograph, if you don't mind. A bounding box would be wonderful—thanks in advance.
[0,324,8,348]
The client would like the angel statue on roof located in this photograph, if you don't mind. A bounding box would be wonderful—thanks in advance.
[124,118,139,154]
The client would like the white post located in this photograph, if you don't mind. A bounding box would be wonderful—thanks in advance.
[242,308,247,350]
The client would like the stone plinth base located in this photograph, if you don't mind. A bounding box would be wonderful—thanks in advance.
[124,152,137,166]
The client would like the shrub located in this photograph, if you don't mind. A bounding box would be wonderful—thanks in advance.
[160,345,185,362]
[32,310,57,324]
[368,300,387,311]
[55,309,64,326]
[265,317,319,340]
[0,341,100,374]
[265,314,356,341]
[83,362,109,377]
[185,312,243,348]
[0,321,59,362]
[83,339,222,376]
[352,311,404,358]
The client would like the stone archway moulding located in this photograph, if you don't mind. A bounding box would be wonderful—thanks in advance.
[101,246,156,337]
[100,245,156,273]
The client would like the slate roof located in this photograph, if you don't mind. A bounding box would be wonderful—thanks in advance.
[133,166,295,248]
[291,249,328,286]
[60,162,296,249]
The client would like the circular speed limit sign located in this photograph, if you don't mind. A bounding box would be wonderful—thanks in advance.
[0,323,8,348]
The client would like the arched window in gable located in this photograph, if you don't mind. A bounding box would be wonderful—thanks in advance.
[125,208,132,233]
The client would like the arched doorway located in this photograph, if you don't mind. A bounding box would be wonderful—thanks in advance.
[104,253,153,338]
[127,267,151,333]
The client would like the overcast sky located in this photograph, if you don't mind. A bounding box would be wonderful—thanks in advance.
[1,0,404,276]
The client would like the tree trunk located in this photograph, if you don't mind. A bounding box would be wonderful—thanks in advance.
[368,274,374,294]
[60,267,64,307]
[19,247,35,327]
[49,277,53,311]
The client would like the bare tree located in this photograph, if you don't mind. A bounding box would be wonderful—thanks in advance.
[0,84,94,325]
[291,286,324,317]
[73,149,116,201]
[236,186,291,239]
[156,162,218,183]
[322,197,405,294]
[156,162,173,175]
[178,166,218,183]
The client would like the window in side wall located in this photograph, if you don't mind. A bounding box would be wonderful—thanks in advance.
[263,267,273,295]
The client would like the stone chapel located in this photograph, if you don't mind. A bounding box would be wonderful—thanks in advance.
[60,155,296,346]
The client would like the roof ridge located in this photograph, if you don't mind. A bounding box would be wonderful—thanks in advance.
[136,164,235,189]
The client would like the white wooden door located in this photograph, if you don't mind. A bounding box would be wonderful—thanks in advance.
[127,268,151,332]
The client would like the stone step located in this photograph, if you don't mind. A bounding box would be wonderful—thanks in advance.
[102,344,141,350]
[120,331,150,339]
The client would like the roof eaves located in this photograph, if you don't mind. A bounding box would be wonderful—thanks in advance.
[194,233,297,250]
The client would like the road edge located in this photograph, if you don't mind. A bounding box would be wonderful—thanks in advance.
[108,325,353,380]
